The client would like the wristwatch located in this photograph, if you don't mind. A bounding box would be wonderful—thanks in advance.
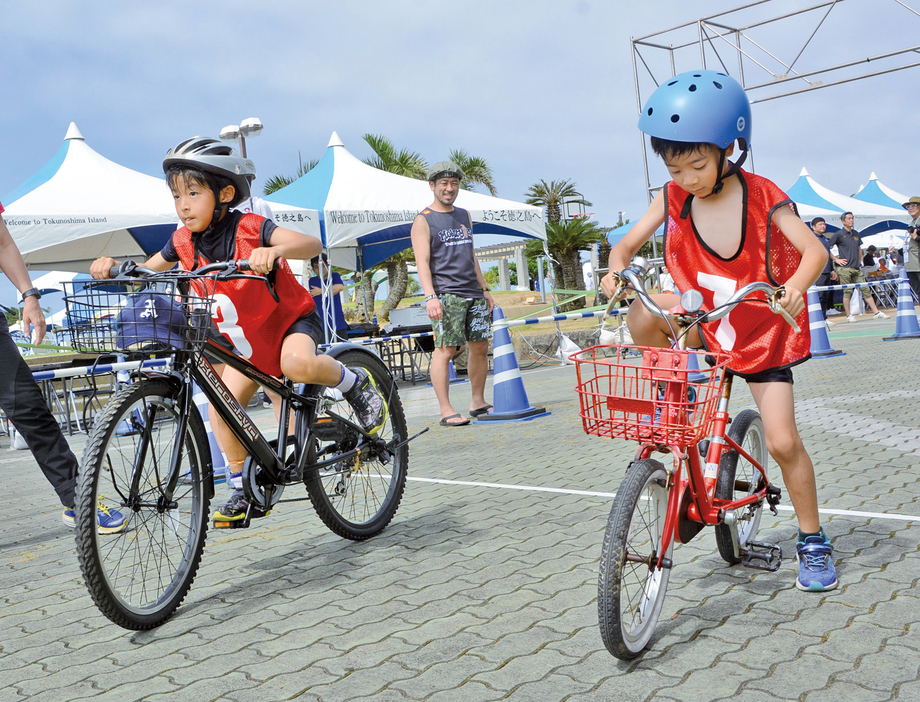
[21,287,41,301]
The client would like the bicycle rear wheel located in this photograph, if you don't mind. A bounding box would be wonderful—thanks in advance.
[75,379,211,629]
[598,458,672,659]
[304,349,408,540]
[715,409,767,564]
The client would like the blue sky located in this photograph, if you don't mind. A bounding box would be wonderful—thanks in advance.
[1,0,918,310]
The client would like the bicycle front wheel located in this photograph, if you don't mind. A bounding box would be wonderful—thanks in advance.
[74,379,211,629]
[304,349,408,540]
[714,409,767,564]
[598,458,673,660]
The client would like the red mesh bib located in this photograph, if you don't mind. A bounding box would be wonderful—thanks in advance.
[172,214,314,377]
[663,171,811,376]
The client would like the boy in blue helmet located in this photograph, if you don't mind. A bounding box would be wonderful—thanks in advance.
[600,70,836,591]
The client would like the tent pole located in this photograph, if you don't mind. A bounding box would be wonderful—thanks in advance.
[541,241,565,354]
[321,248,332,345]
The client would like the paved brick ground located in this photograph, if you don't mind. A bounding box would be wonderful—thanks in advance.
[1,315,919,701]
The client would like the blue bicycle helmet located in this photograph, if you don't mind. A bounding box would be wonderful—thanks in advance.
[639,70,751,149]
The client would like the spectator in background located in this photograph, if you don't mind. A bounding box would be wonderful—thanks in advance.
[810,217,837,324]
[827,212,889,322]
[308,253,349,342]
[902,197,920,302]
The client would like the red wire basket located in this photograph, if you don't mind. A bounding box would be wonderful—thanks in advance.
[572,344,732,446]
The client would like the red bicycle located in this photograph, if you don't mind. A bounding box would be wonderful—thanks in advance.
[573,259,800,659]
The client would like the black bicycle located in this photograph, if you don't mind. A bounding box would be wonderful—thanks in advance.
[65,261,421,630]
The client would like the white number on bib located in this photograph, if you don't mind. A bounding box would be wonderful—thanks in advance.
[213,294,253,357]
[697,273,738,351]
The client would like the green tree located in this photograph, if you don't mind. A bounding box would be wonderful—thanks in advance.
[262,154,319,196]
[448,148,497,196]
[359,134,428,321]
[524,179,591,224]
[362,133,428,179]
[525,217,603,311]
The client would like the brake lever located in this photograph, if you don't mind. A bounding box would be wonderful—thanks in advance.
[237,258,281,303]
[769,288,801,333]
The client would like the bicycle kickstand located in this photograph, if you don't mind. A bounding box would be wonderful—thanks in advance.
[740,541,783,572]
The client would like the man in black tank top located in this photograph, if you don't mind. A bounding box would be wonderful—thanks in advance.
[411,161,494,426]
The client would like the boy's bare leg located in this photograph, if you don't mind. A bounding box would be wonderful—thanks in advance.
[626,292,703,348]
[279,333,347,386]
[208,363,259,464]
[466,339,489,412]
[748,381,821,534]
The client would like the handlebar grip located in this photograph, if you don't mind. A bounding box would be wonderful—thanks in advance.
[775,304,801,334]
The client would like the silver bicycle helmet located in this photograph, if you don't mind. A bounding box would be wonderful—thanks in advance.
[163,137,256,206]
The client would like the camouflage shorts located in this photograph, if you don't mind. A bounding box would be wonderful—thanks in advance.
[432,293,492,347]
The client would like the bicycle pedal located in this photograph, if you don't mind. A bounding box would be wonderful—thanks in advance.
[213,518,250,529]
[740,540,782,572]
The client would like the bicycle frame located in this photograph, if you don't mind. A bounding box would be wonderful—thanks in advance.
[633,371,772,569]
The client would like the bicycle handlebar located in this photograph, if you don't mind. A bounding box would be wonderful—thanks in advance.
[109,258,264,280]
[605,261,800,334]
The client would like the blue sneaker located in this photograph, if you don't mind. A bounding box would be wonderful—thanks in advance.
[62,500,128,535]
[795,531,838,592]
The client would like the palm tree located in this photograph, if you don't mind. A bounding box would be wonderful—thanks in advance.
[358,134,430,320]
[362,134,428,179]
[262,155,319,196]
[525,179,591,224]
[449,148,497,196]
[525,217,603,311]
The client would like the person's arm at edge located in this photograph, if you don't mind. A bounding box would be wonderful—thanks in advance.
[0,214,45,343]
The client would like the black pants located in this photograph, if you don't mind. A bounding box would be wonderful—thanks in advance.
[908,271,920,304]
[815,272,834,317]
[0,317,78,507]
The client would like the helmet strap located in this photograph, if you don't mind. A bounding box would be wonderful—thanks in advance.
[709,147,748,197]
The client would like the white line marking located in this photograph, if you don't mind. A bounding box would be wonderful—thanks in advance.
[407,477,920,523]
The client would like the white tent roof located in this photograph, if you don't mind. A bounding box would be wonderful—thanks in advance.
[786,168,909,234]
[853,172,911,210]
[2,123,180,272]
[266,132,545,270]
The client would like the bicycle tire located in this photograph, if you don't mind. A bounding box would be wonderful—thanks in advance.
[304,349,408,540]
[598,458,672,659]
[74,379,211,630]
[714,409,767,565]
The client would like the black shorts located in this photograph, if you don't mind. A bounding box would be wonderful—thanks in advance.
[204,310,325,365]
[696,333,794,385]
[727,366,794,385]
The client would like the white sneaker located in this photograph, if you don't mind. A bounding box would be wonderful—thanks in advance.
[874,311,890,319]
[826,309,841,316]
[825,318,835,327]
[846,315,857,323]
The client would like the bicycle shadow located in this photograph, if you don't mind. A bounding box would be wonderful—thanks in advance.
[145,501,472,628]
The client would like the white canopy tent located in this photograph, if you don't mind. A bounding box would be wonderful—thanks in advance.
[2,123,182,272]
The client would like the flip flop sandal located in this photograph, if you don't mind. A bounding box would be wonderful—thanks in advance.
[469,405,493,418]
[439,413,471,426]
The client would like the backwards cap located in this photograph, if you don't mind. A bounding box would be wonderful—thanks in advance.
[427,161,464,182]
[638,70,751,150]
